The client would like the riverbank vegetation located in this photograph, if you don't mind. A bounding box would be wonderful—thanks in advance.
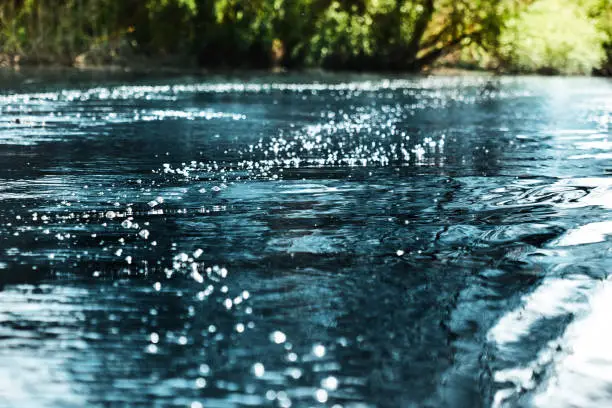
[0,0,610,75]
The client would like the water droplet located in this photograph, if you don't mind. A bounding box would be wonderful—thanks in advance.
[224,299,233,309]
[312,344,326,358]
[315,388,328,403]
[322,376,338,391]
[199,364,210,375]
[270,331,287,344]
[252,363,265,377]
[286,367,302,379]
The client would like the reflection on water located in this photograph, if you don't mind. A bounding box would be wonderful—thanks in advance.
[0,72,610,408]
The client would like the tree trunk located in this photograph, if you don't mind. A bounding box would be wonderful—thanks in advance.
[414,31,476,69]
[399,0,434,70]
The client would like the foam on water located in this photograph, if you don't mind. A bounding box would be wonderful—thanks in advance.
[487,276,595,346]
[550,221,612,247]
[491,277,612,407]
[531,278,612,407]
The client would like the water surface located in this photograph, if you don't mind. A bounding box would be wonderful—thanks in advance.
[0,72,610,408]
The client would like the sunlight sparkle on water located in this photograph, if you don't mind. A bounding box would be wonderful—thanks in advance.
[252,363,265,378]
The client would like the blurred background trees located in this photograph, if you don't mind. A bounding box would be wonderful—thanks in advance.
[0,0,610,74]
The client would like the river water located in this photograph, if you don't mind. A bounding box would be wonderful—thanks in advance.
[0,72,610,408]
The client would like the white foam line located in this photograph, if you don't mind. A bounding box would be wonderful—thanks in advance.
[530,277,612,407]
[549,221,612,247]
[552,178,612,210]
[487,276,594,346]
[493,278,612,407]
[568,153,612,160]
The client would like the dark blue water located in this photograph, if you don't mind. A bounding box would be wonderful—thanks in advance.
[0,72,610,408]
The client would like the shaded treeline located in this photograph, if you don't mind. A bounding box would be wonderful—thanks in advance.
[0,0,610,74]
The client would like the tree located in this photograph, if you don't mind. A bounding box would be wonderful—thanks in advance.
[498,0,608,74]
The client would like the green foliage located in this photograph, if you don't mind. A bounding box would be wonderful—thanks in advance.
[306,2,375,68]
[499,0,608,74]
[0,0,609,74]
